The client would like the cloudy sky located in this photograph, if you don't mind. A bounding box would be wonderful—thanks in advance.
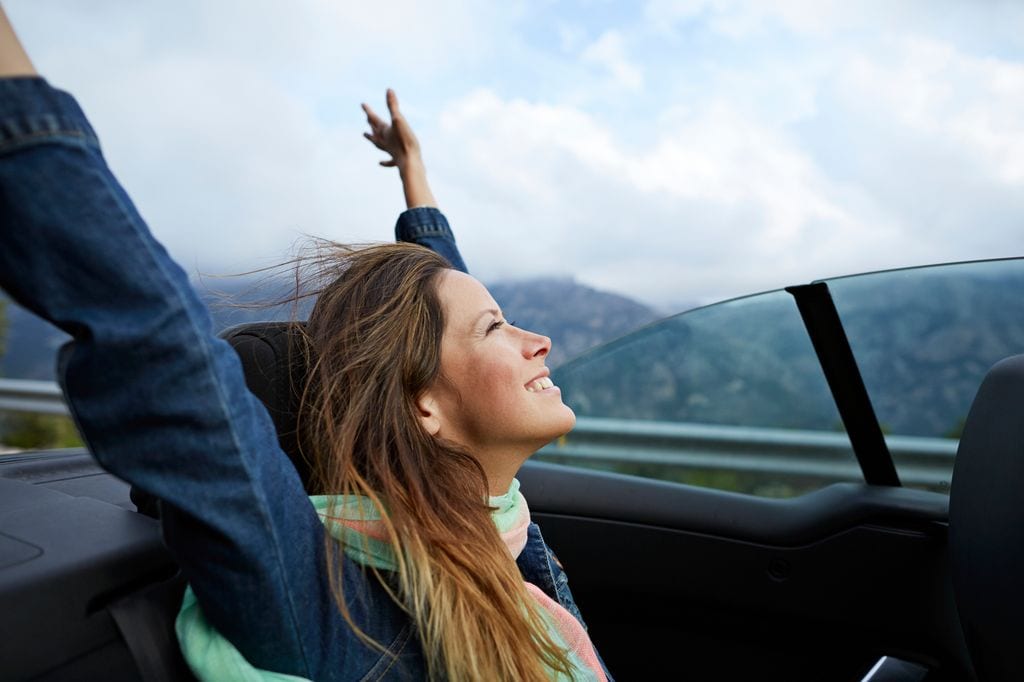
[7,1,1023,309]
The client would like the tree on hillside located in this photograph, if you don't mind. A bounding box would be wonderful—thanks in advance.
[0,298,82,450]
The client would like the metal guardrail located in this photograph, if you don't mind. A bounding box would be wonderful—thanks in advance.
[0,378,68,416]
[0,379,957,485]
[535,417,957,486]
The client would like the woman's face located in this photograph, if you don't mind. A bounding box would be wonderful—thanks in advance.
[421,270,576,461]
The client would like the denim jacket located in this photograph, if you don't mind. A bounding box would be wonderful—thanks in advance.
[0,77,608,680]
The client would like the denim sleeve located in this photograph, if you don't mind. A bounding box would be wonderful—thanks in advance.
[0,78,362,678]
[395,206,468,273]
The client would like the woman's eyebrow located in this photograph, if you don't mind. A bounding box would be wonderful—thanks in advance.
[473,308,502,327]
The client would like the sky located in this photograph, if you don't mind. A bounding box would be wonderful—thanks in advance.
[6,1,1024,310]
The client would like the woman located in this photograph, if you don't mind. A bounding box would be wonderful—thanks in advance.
[0,8,610,682]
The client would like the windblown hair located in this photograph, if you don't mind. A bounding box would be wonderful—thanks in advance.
[292,242,574,681]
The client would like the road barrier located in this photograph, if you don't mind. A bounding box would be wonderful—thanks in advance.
[1,379,956,485]
[534,416,956,487]
[0,379,67,416]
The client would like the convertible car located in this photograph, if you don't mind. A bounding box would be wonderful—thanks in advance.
[2,257,1023,681]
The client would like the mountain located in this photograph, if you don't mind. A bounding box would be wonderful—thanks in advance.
[487,278,661,367]
[0,276,660,380]
[7,263,1023,440]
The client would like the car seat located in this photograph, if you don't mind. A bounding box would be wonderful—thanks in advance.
[132,321,312,517]
[949,353,1024,681]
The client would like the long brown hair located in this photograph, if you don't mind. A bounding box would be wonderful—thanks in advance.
[294,241,574,680]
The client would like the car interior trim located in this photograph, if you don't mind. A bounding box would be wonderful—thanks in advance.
[786,282,901,487]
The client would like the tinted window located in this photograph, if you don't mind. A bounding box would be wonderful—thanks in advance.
[828,258,1024,493]
[541,290,858,497]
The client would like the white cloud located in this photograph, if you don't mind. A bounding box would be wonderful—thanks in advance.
[91,57,391,267]
[5,0,1023,309]
[8,1,507,80]
[434,89,914,304]
[643,0,954,39]
[580,30,644,91]
[3,0,512,272]
[841,37,1024,186]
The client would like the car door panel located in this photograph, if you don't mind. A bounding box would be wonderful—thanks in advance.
[519,461,970,681]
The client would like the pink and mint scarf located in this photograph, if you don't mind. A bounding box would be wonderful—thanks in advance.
[177,480,606,681]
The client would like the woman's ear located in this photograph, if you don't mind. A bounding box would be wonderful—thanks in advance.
[416,391,442,437]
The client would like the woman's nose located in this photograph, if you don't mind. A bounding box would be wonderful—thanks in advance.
[522,329,550,359]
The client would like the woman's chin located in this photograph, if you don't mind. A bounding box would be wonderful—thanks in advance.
[562,406,577,432]
[549,405,576,440]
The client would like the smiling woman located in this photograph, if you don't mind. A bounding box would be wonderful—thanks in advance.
[0,6,609,681]
[284,242,599,681]
[424,270,577,494]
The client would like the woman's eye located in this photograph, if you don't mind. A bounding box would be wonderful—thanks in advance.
[486,319,517,334]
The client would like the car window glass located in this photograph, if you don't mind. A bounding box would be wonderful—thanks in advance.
[543,290,858,497]
[827,258,1024,494]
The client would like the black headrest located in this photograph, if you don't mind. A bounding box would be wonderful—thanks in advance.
[950,354,1024,681]
[131,321,313,518]
[220,322,312,488]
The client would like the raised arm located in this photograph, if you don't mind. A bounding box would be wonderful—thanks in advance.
[0,12,386,678]
[363,89,468,273]
[362,88,436,209]
[0,6,36,77]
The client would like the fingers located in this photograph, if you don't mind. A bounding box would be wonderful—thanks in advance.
[362,91,413,167]
[361,102,386,131]
[362,131,385,150]
[386,88,401,120]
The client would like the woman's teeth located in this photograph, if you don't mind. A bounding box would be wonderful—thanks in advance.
[526,377,555,392]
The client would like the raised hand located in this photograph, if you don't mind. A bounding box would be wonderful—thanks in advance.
[362,88,422,171]
[362,89,437,208]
